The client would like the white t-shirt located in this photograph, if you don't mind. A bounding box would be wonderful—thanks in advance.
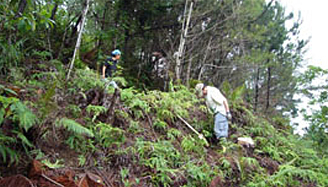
[205,86,227,116]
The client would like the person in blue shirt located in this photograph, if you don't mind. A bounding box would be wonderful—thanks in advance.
[102,49,121,89]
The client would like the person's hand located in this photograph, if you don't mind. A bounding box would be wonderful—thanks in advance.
[226,112,232,120]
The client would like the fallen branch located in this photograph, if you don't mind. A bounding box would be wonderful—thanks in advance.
[41,174,64,187]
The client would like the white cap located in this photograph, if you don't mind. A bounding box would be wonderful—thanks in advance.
[195,83,204,97]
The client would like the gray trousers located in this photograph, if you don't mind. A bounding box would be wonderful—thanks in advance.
[214,112,228,139]
[102,78,118,89]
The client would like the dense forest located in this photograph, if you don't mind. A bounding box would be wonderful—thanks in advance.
[1,0,328,186]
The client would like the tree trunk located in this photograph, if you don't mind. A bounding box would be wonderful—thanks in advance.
[50,3,58,20]
[186,56,192,88]
[175,0,193,81]
[198,36,213,80]
[15,0,27,18]
[254,67,260,112]
[67,15,83,46]
[66,0,90,80]
[265,66,271,111]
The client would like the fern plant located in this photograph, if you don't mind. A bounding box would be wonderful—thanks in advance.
[86,105,107,122]
[0,94,38,165]
[167,128,182,140]
[135,138,182,186]
[94,122,125,147]
[184,161,216,186]
[56,118,94,137]
[181,135,206,155]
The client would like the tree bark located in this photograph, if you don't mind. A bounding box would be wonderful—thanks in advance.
[198,36,213,80]
[15,0,27,18]
[265,66,271,111]
[66,0,90,80]
[254,67,260,112]
[186,55,192,88]
[175,0,193,81]
[50,3,58,21]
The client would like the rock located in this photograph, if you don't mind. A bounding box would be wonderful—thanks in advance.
[238,137,255,148]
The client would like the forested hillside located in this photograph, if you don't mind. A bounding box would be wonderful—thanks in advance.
[1,0,328,186]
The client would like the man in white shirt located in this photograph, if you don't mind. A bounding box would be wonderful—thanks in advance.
[195,83,232,143]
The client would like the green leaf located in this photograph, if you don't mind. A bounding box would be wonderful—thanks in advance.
[0,108,5,125]
[15,131,34,147]
[57,118,94,137]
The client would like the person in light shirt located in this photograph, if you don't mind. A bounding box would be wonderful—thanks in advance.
[195,83,232,145]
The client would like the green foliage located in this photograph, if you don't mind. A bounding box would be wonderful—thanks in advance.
[166,128,182,140]
[86,105,107,122]
[0,40,24,75]
[128,120,142,133]
[185,161,216,186]
[298,65,328,155]
[135,138,182,186]
[69,69,104,92]
[0,144,19,165]
[181,135,205,155]
[42,159,65,169]
[94,123,125,147]
[36,81,58,120]
[0,1,320,186]
[66,104,82,118]
[11,102,39,131]
[120,168,132,187]
[56,118,94,137]
[121,88,151,119]
[78,154,86,167]
[153,119,167,131]
[0,93,38,165]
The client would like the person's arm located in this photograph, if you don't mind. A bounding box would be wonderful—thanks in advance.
[211,90,231,118]
[223,100,230,113]
[102,65,106,79]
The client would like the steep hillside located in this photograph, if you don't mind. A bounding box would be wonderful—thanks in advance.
[1,66,328,187]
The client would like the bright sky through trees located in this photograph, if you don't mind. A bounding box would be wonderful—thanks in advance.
[278,0,328,135]
[279,0,328,69]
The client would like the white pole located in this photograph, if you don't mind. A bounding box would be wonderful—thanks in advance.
[67,0,90,81]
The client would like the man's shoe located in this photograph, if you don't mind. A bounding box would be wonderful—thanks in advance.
[218,137,228,153]
[221,145,226,153]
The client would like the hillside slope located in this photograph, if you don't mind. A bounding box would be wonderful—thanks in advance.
[1,66,328,187]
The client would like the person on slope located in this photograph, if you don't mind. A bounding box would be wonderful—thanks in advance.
[195,83,232,147]
[102,49,121,89]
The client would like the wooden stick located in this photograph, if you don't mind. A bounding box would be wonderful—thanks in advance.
[41,174,65,187]
[177,115,209,146]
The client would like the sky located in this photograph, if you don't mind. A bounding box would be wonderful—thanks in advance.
[279,0,328,70]
[277,0,328,135]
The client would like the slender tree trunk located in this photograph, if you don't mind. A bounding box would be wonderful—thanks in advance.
[66,15,83,46]
[66,0,90,80]
[198,36,213,80]
[265,66,271,111]
[50,3,58,20]
[15,0,27,18]
[254,67,260,112]
[186,56,192,88]
[176,0,193,81]
[57,25,69,59]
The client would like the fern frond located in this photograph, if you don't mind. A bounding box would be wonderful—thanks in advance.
[14,131,34,148]
[12,102,38,131]
[86,105,107,122]
[0,145,19,165]
[231,84,246,104]
[57,118,94,137]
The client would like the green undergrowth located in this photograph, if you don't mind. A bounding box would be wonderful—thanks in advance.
[1,67,328,186]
